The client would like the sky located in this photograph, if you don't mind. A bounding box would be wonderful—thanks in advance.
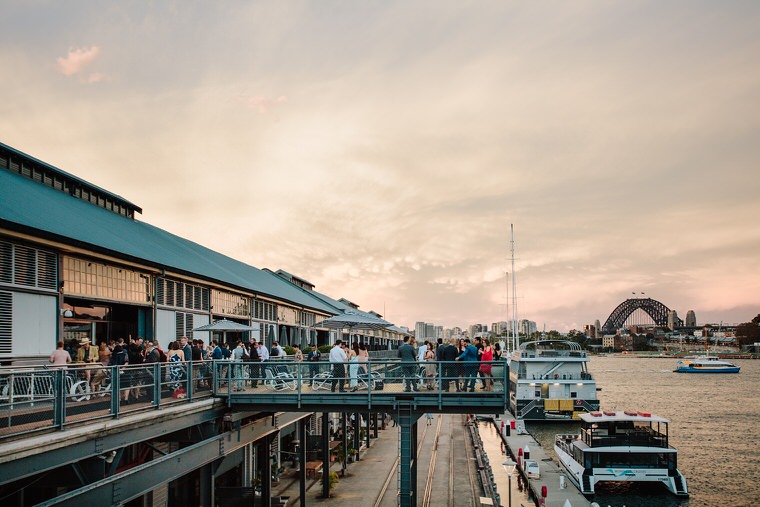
[1,1,759,332]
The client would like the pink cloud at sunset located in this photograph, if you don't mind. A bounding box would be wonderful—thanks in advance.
[240,95,288,113]
[56,46,101,76]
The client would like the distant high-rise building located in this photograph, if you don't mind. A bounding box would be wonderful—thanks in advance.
[519,319,537,336]
[594,320,601,334]
[667,310,679,330]
[685,310,696,327]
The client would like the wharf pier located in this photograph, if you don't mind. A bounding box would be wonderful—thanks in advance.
[492,413,590,507]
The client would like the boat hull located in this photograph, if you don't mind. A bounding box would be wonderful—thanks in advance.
[674,366,740,373]
[555,443,689,497]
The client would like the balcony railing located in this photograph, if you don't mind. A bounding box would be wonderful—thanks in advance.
[0,359,508,440]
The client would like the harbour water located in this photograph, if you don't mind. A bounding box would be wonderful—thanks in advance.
[526,355,760,507]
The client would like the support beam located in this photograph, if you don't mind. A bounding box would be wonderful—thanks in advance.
[321,412,330,499]
[299,417,307,507]
[32,412,310,506]
[398,407,419,507]
[257,435,272,503]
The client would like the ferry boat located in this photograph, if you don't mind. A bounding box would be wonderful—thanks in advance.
[555,410,688,497]
[674,355,740,373]
[508,340,599,421]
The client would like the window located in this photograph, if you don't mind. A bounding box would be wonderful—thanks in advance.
[156,278,209,311]
[253,300,277,322]
[63,256,151,303]
[211,290,249,317]
[0,240,58,291]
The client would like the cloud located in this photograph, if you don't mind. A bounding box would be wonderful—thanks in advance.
[239,94,288,113]
[56,46,101,76]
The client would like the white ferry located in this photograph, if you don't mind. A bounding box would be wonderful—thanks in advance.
[555,410,688,497]
[674,355,740,373]
[508,340,599,421]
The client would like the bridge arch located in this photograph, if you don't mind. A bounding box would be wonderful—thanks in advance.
[602,297,682,333]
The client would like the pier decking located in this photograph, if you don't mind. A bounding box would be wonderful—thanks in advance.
[493,413,590,507]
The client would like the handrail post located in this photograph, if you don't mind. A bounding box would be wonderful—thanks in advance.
[53,368,65,430]
[111,366,120,418]
[366,361,372,409]
[437,361,443,408]
[186,360,193,401]
[153,362,161,409]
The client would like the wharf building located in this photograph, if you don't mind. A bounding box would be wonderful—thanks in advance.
[0,141,408,505]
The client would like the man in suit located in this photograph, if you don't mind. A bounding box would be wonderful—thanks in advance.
[398,336,418,392]
[329,340,348,392]
[440,338,460,391]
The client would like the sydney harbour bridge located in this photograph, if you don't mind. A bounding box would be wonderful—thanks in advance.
[601,297,684,334]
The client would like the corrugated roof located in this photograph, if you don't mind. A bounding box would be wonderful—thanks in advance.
[0,141,142,213]
[0,170,337,315]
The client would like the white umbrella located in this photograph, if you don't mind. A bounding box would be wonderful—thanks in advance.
[313,312,393,344]
[193,319,256,344]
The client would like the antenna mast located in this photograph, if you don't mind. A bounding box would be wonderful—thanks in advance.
[510,224,518,352]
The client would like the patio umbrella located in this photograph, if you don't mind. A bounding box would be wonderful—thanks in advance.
[313,312,393,344]
[193,319,256,344]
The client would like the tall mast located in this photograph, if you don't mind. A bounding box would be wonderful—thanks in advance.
[505,270,510,352]
[510,224,518,351]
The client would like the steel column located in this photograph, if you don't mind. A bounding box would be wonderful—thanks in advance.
[321,412,330,499]
[397,406,419,507]
[299,417,307,507]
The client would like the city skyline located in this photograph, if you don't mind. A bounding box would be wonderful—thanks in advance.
[1,2,759,332]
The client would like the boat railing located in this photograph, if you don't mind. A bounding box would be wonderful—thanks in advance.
[519,350,588,359]
[518,371,594,381]
[588,433,668,449]
[555,433,577,453]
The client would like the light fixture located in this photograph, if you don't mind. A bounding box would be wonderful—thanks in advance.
[502,460,517,507]
[60,308,74,318]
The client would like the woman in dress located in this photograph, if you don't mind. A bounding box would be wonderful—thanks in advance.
[424,342,436,390]
[167,340,186,394]
[479,339,494,391]
[348,342,359,391]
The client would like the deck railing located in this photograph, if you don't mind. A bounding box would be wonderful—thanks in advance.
[1,359,507,439]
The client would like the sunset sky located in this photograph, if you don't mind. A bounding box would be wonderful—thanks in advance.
[1,1,759,332]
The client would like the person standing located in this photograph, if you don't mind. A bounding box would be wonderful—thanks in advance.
[441,338,460,391]
[180,336,192,368]
[167,341,185,394]
[398,336,418,392]
[417,339,428,362]
[348,342,359,391]
[49,341,72,368]
[456,339,479,392]
[307,344,321,386]
[424,342,436,390]
[329,340,348,392]
[479,339,494,391]
[257,341,270,384]
[231,340,246,391]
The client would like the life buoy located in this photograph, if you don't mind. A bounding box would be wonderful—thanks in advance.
[637,411,651,417]
[624,410,637,416]
[554,373,559,379]
[590,411,602,417]
[575,399,582,406]
[603,410,616,416]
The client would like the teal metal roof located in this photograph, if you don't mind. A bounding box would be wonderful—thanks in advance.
[0,141,142,214]
[0,169,337,315]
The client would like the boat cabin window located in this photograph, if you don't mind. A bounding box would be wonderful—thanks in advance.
[570,391,577,398]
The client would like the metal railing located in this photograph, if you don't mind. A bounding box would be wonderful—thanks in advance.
[1,359,507,440]
[0,361,214,439]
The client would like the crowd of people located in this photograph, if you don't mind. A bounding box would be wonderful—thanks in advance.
[49,333,503,399]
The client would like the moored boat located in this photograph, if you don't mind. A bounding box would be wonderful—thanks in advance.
[554,410,688,497]
[508,340,599,421]
[674,355,740,373]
